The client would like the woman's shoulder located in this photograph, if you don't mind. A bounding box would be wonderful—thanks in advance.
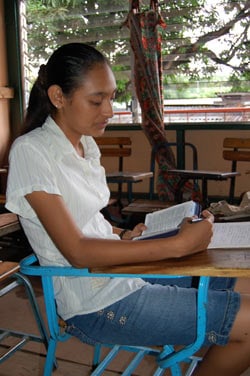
[12,128,39,144]
[10,128,47,157]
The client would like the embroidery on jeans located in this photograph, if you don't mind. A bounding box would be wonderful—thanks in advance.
[106,311,115,320]
[119,316,127,325]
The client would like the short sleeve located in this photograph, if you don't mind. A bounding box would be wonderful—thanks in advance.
[6,139,61,218]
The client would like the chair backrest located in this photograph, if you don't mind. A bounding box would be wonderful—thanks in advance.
[223,137,250,202]
[223,137,250,167]
[95,137,132,172]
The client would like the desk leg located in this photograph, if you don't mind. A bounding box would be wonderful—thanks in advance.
[201,179,209,208]
[127,182,133,203]
[176,130,185,169]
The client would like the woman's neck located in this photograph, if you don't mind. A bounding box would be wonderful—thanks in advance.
[52,115,85,157]
[75,142,84,157]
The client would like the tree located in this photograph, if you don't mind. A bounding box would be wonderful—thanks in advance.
[26,0,250,100]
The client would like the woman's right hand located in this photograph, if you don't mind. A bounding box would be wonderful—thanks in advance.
[175,210,214,257]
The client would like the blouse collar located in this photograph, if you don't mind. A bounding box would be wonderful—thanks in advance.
[42,116,100,161]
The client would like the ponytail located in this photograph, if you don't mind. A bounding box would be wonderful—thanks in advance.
[23,65,53,133]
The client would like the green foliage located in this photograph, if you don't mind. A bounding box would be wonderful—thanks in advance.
[229,71,250,92]
[26,0,250,101]
[115,79,131,103]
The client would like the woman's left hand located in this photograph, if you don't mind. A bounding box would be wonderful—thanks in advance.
[122,223,147,240]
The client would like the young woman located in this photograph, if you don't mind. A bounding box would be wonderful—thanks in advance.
[6,43,250,375]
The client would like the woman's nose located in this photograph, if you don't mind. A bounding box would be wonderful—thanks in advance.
[102,100,114,118]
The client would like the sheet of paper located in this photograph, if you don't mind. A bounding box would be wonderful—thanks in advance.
[208,222,250,249]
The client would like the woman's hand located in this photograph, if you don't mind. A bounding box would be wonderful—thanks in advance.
[120,223,147,240]
[175,210,214,257]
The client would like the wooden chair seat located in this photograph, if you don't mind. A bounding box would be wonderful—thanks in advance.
[0,261,20,281]
[122,199,172,215]
[0,213,20,237]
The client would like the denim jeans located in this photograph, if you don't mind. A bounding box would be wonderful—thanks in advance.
[66,276,240,347]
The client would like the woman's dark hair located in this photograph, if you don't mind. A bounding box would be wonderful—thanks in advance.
[23,43,109,133]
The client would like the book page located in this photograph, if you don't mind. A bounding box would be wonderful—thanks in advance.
[142,201,199,236]
[208,222,250,249]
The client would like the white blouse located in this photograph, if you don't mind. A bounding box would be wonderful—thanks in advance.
[6,116,146,320]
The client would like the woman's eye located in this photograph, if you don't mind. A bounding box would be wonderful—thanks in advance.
[91,101,102,106]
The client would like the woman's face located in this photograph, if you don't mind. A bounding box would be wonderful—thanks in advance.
[52,63,117,141]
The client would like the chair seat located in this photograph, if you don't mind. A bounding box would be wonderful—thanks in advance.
[0,261,20,281]
[122,199,173,215]
[107,171,153,182]
[0,213,20,237]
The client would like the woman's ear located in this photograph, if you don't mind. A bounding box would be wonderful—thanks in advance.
[47,85,64,109]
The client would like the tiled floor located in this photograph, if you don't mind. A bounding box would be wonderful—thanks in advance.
[1,276,250,376]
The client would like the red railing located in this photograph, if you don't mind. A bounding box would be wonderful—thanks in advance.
[111,107,250,123]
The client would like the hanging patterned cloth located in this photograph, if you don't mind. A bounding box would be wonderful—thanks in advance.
[124,0,201,202]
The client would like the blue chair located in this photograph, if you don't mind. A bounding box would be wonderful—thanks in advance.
[20,253,210,376]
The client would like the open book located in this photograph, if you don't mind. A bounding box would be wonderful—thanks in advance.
[208,222,250,249]
[133,200,201,240]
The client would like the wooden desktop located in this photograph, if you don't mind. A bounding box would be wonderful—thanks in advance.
[92,247,250,278]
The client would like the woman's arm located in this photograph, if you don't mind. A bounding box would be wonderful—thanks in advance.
[25,191,214,268]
